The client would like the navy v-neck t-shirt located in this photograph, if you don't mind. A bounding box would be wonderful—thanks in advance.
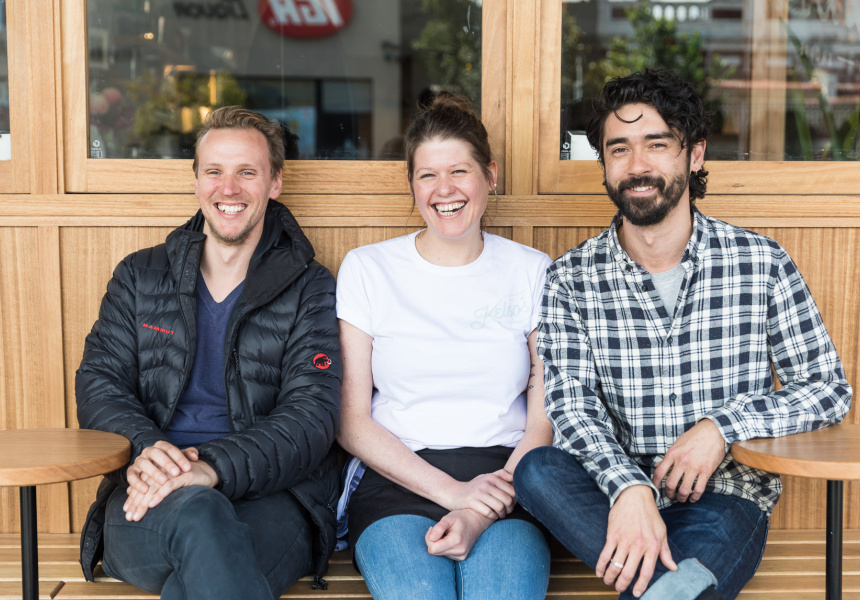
[166,273,244,449]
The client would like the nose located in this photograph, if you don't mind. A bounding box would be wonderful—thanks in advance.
[628,147,651,176]
[219,173,240,196]
[437,174,454,196]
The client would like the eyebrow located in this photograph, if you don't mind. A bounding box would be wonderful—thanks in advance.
[605,131,676,147]
[200,163,259,170]
[416,162,472,171]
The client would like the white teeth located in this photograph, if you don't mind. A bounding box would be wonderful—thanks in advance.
[632,186,653,192]
[434,201,466,216]
[217,204,246,215]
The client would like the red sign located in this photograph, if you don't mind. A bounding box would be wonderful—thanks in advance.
[258,0,353,38]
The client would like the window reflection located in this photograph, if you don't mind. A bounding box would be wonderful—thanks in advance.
[87,0,482,160]
[0,1,9,161]
[560,1,860,161]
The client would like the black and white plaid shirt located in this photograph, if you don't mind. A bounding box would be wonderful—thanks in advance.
[538,209,852,514]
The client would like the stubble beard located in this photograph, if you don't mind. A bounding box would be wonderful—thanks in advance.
[203,209,258,248]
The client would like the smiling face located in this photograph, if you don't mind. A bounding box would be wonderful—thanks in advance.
[410,137,496,243]
[602,103,704,227]
[195,127,282,248]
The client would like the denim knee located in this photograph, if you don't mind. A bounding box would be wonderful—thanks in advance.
[513,446,580,508]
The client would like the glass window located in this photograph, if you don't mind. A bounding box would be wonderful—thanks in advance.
[559,0,860,161]
[0,1,9,161]
[87,0,482,160]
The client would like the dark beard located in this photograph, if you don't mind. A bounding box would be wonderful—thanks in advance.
[605,171,689,227]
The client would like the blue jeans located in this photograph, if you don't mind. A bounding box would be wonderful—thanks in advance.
[354,514,550,600]
[102,486,313,600]
[514,447,769,600]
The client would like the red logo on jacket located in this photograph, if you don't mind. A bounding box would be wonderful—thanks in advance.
[142,322,174,336]
[313,353,332,369]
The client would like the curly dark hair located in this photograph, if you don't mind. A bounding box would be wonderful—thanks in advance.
[585,69,711,202]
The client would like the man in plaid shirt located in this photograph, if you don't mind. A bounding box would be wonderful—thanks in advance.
[515,70,851,600]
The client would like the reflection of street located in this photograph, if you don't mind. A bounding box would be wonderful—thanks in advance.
[560,1,860,162]
[86,0,482,161]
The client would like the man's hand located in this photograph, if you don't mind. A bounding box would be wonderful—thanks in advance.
[596,485,676,598]
[123,445,219,521]
[652,419,727,503]
[440,469,516,520]
[126,440,195,494]
[425,508,493,561]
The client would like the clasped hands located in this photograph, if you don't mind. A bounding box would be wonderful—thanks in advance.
[596,419,727,597]
[425,469,515,561]
[123,440,219,522]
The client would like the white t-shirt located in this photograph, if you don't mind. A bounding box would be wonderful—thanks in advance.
[336,231,551,451]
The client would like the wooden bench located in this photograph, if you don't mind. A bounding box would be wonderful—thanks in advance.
[1,531,858,599]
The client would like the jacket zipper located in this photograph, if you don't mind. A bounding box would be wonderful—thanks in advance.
[164,237,200,426]
[231,348,250,430]
[226,262,309,427]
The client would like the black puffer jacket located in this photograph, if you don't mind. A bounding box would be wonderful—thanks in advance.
[76,200,341,585]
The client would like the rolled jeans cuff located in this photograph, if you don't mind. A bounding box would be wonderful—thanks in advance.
[641,558,717,600]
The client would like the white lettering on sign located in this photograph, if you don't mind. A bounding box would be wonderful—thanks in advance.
[268,0,343,27]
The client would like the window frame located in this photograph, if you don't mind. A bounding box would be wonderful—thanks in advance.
[0,0,32,193]
[537,0,860,196]
[61,0,507,195]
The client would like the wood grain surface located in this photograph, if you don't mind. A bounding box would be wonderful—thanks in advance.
[733,424,860,480]
[0,429,129,487]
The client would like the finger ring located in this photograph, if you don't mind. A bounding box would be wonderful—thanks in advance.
[612,560,624,569]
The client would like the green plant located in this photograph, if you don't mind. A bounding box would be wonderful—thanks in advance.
[412,0,482,109]
[785,21,853,160]
[125,70,246,152]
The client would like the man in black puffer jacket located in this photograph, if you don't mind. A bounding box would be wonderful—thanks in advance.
[76,106,341,599]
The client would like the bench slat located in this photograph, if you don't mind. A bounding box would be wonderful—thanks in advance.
[3,533,860,599]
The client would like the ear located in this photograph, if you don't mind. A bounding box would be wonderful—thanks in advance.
[690,140,706,172]
[269,170,283,199]
[487,160,498,189]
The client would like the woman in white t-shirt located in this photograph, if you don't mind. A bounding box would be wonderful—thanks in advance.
[336,92,552,600]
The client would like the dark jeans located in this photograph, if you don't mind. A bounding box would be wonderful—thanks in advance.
[102,486,313,600]
[514,447,769,600]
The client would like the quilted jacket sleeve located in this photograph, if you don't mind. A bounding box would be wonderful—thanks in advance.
[198,262,342,500]
[75,255,172,485]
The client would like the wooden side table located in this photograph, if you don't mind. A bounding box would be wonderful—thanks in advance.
[0,428,130,600]
[732,423,860,600]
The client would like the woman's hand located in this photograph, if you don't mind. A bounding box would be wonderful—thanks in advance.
[440,469,516,519]
[425,508,494,561]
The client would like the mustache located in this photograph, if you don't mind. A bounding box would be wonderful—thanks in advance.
[619,176,665,192]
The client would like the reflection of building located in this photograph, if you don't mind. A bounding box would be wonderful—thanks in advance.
[562,0,860,160]
[88,0,404,159]
[0,4,8,136]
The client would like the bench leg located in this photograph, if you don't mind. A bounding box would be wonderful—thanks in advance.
[826,479,842,600]
[20,486,38,600]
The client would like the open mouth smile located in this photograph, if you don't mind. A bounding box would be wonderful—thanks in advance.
[434,201,466,216]
[216,203,247,215]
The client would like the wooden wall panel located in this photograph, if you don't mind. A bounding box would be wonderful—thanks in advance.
[0,228,68,533]
[532,226,607,260]
[59,227,175,532]
[1,228,45,430]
